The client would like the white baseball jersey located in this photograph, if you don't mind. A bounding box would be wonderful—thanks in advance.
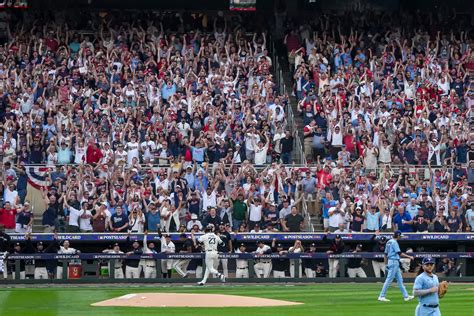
[255,244,272,263]
[198,233,223,252]
[235,249,248,268]
[161,238,175,253]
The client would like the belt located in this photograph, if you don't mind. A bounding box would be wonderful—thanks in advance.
[146,265,156,268]
[115,267,122,269]
[422,304,439,308]
[237,267,248,270]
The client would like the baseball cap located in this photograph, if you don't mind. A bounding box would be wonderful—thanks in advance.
[422,257,435,265]
[276,243,283,248]
[356,244,363,249]
[394,230,403,238]
[239,243,246,248]
[335,234,342,239]
[379,236,387,242]
[310,243,316,247]
[256,240,264,245]
[113,243,119,247]
[191,214,198,220]
[14,242,21,247]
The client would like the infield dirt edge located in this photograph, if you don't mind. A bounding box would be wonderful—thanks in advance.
[91,293,303,308]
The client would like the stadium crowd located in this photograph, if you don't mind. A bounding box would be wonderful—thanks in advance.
[0,9,472,237]
[284,10,474,232]
[0,10,304,235]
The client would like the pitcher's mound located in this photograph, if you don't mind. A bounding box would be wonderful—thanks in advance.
[92,293,303,308]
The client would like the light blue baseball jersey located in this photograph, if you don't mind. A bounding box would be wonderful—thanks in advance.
[385,238,401,260]
[414,272,440,306]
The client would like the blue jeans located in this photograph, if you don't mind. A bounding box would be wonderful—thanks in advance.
[379,259,409,298]
[281,152,291,164]
[233,219,244,231]
[415,304,441,316]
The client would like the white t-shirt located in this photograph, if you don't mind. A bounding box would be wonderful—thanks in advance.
[3,188,18,205]
[198,233,223,252]
[68,207,81,227]
[141,141,156,161]
[328,207,344,228]
[129,213,145,233]
[79,210,93,231]
[74,145,86,164]
[114,150,127,165]
[249,203,263,222]
[254,144,268,165]
[202,191,217,211]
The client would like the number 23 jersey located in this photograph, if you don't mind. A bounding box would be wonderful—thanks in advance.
[198,233,223,252]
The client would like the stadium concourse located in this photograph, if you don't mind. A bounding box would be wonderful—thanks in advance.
[0,2,472,284]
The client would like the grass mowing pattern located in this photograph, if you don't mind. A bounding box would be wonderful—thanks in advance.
[0,284,472,316]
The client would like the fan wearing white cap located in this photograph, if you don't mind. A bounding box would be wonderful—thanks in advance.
[186,213,203,231]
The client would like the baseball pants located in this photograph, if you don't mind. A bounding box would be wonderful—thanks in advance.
[174,259,191,277]
[273,270,286,278]
[328,259,339,278]
[347,267,367,278]
[144,265,156,278]
[235,267,249,278]
[415,304,441,316]
[305,268,316,278]
[0,254,6,279]
[13,271,26,279]
[56,266,66,279]
[138,260,146,277]
[195,266,203,278]
[217,259,229,277]
[200,251,221,284]
[372,260,386,278]
[379,259,409,299]
[34,267,48,279]
[125,266,140,279]
[290,260,302,278]
[112,266,124,279]
[254,262,272,278]
[161,259,174,274]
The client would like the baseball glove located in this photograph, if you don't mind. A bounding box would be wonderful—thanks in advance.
[438,281,448,299]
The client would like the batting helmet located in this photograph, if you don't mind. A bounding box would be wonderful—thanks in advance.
[205,224,215,232]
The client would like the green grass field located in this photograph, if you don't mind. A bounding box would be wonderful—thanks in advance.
[0,283,472,316]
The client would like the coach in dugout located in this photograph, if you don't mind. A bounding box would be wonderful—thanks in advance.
[124,233,143,279]
[25,233,59,279]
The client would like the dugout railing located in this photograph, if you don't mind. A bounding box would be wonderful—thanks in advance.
[2,251,473,284]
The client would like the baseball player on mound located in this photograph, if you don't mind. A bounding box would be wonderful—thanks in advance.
[413,257,447,316]
[194,224,225,285]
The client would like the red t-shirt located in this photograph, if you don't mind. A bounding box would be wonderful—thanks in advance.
[316,169,332,188]
[0,208,17,229]
[86,146,103,164]
[343,134,356,153]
